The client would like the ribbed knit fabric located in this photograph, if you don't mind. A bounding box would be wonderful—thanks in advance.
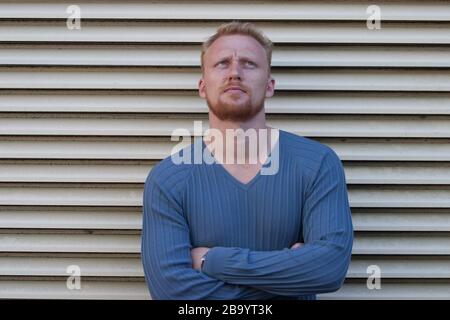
[141,129,353,300]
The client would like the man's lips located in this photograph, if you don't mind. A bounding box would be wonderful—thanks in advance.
[224,87,246,93]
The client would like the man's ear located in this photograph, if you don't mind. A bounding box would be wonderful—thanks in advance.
[198,78,206,99]
[265,76,275,98]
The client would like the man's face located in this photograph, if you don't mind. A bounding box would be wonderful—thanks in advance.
[199,34,275,122]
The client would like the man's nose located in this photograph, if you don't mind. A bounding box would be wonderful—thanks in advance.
[227,60,242,80]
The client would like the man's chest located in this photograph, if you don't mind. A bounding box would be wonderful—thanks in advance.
[183,171,304,250]
[219,162,264,185]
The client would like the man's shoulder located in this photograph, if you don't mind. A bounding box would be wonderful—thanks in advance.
[281,130,344,186]
[281,129,337,162]
[145,144,195,190]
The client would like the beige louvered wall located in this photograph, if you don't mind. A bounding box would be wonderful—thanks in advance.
[0,0,449,299]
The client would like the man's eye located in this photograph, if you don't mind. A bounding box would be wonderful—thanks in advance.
[216,61,228,67]
[244,61,256,67]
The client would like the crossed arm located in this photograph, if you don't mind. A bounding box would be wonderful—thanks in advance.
[190,243,304,271]
[141,149,353,299]
[141,172,279,300]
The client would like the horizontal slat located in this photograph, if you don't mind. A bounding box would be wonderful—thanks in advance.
[0,138,173,160]
[0,257,143,277]
[0,234,140,253]
[347,256,450,278]
[1,68,450,91]
[0,186,442,208]
[319,282,450,300]
[2,279,450,300]
[1,1,449,21]
[0,185,144,206]
[0,185,449,207]
[1,232,449,255]
[1,162,449,185]
[273,45,450,68]
[1,208,449,231]
[0,207,448,231]
[353,233,450,255]
[324,139,450,161]
[0,162,154,183]
[349,186,450,208]
[0,207,141,229]
[1,44,450,67]
[2,256,449,279]
[1,21,450,44]
[352,210,450,231]
[0,91,449,115]
[1,138,448,161]
[1,114,449,138]
[0,280,150,299]
[345,163,450,184]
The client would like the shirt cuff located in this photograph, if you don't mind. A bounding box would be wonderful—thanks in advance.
[201,246,237,280]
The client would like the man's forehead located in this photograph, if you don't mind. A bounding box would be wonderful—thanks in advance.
[214,49,257,59]
[206,35,265,59]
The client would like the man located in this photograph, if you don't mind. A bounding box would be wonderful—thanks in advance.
[141,21,353,300]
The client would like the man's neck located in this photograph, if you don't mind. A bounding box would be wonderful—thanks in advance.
[204,108,276,165]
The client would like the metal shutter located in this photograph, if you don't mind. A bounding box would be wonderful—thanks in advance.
[0,1,449,299]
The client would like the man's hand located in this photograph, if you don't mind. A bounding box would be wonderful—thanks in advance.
[191,247,211,271]
[191,243,303,270]
[290,242,304,249]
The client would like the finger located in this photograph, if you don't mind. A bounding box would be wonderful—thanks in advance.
[291,242,304,249]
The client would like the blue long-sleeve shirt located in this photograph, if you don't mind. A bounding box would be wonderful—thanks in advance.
[141,129,353,300]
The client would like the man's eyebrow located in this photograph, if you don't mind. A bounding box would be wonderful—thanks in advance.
[214,56,258,63]
[215,57,231,63]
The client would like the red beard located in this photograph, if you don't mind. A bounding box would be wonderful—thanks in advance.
[206,90,265,122]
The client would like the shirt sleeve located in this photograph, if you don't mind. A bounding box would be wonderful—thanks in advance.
[141,168,278,300]
[201,149,354,297]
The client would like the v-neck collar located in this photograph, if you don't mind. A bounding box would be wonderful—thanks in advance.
[201,129,283,191]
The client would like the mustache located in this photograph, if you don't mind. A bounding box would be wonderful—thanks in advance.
[222,84,249,92]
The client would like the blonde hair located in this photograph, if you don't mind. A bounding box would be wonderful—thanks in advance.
[200,21,273,74]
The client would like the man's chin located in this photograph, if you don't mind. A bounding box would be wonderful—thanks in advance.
[211,106,259,122]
